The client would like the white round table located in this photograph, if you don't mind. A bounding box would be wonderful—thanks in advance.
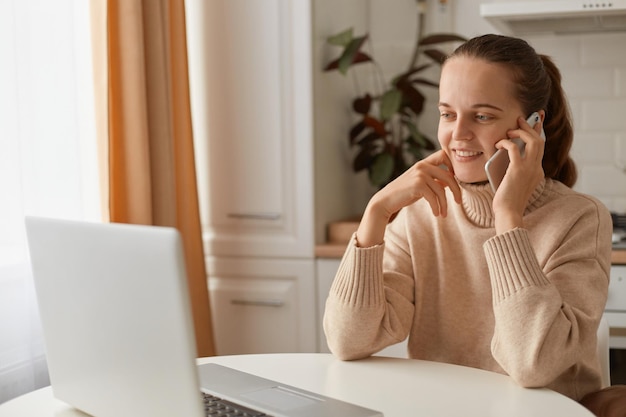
[0,353,595,417]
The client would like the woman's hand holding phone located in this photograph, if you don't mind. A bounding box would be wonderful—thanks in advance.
[490,113,547,234]
[485,112,544,192]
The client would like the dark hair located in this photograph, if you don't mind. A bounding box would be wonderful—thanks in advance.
[446,34,577,187]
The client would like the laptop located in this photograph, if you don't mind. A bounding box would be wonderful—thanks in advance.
[24,216,383,417]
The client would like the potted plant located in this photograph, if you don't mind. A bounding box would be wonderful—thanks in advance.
[324,1,466,189]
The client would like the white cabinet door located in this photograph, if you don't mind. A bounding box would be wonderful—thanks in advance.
[606,265,626,348]
[186,0,314,259]
[207,257,316,355]
[315,258,408,357]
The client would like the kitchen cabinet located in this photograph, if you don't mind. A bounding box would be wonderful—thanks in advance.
[208,257,316,355]
[186,0,314,259]
[607,265,626,349]
[185,0,315,354]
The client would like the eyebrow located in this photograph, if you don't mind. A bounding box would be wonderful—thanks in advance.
[438,102,504,112]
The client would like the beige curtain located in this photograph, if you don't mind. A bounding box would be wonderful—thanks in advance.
[91,0,215,357]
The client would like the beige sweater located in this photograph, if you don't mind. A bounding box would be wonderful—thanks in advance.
[323,178,613,401]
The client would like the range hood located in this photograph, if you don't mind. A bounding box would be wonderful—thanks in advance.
[480,0,626,35]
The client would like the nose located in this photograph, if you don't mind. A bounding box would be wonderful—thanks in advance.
[452,116,474,141]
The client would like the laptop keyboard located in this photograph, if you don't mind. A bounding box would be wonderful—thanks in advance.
[203,393,273,417]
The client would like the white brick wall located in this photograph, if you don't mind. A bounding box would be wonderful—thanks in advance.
[536,32,626,211]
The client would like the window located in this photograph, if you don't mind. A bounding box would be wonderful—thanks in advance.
[0,0,100,403]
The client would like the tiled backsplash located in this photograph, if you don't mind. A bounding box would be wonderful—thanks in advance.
[532,33,626,212]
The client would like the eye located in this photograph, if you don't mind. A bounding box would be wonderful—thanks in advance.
[440,112,455,120]
[476,114,492,122]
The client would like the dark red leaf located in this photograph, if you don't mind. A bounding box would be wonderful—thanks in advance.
[423,48,448,64]
[353,94,372,114]
[396,84,425,115]
[394,64,432,84]
[355,131,382,146]
[419,33,467,46]
[363,115,387,137]
[349,121,367,145]
[323,58,341,71]
[324,52,372,72]
[353,144,378,172]
[410,77,439,88]
[352,52,373,65]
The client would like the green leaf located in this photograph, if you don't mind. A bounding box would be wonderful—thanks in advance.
[405,121,427,147]
[369,153,394,186]
[380,89,402,120]
[338,36,369,75]
[422,134,438,150]
[407,139,424,160]
[328,28,354,47]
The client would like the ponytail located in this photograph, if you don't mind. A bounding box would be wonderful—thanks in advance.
[540,55,577,187]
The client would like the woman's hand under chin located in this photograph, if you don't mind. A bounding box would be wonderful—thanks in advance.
[356,150,463,247]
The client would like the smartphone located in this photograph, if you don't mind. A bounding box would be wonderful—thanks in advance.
[484,112,545,193]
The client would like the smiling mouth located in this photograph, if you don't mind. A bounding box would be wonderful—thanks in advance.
[455,150,483,158]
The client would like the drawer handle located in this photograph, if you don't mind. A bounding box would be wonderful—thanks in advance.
[231,299,285,307]
[227,213,281,220]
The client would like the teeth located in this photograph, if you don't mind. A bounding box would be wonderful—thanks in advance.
[456,150,481,157]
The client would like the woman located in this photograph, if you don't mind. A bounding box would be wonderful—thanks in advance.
[323,34,613,401]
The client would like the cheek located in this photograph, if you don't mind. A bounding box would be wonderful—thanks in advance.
[437,124,452,149]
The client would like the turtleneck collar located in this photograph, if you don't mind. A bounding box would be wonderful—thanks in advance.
[458,178,548,228]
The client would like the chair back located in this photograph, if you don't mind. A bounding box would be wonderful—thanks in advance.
[598,316,611,388]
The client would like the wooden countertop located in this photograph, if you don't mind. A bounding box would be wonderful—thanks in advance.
[316,244,626,265]
[315,243,347,258]
[614,250,626,265]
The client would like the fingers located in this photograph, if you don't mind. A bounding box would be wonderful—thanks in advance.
[412,155,461,217]
[375,150,462,220]
[426,150,463,205]
[507,117,544,147]
[421,176,449,217]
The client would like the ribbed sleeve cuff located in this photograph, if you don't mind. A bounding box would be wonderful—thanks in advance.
[330,233,386,307]
[483,228,551,304]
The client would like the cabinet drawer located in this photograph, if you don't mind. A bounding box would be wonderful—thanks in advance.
[607,266,626,312]
[209,277,298,354]
[207,257,316,355]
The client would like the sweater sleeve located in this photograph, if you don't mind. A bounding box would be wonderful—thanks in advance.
[483,202,612,393]
[323,233,415,360]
